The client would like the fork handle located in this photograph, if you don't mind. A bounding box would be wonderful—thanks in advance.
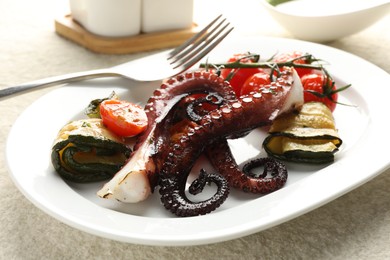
[0,69,122,100]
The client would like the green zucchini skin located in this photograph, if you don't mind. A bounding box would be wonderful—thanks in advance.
[51,119,132,183]
[263,132,342,164]
[262,102,342,164]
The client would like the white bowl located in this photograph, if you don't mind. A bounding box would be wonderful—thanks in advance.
[260,0,390,42]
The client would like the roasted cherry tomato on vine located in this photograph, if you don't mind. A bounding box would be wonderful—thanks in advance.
[301,73,339,112]
[240,72,271,96]
[100,99,148,137]
[220,53,265,96]
[273,51,315,78]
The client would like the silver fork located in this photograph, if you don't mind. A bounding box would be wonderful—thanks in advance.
[0,15,233,100]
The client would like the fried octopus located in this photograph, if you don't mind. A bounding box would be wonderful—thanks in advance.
[97,68,304,217]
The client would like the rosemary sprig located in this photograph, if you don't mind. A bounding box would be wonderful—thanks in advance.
[200,52,328,72]
[201,60,326,69]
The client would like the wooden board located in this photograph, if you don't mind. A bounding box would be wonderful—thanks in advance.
[55,14,199,54]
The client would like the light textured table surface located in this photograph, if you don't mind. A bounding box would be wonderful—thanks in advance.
[1,0,390,259]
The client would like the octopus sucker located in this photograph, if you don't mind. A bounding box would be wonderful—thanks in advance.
[98,68,304,217]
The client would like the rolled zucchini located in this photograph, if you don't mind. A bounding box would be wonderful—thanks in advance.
[263,102,342,164]
[51,118,132,182]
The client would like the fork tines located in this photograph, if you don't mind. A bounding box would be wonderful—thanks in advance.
[168,14,234,71]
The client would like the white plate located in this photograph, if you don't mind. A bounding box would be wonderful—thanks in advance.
[6,36,390,246]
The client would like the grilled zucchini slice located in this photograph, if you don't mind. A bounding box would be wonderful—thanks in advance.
[263,102,342,164]
[51,118,131,182]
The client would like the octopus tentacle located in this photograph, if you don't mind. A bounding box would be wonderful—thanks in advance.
[153,93,232,217]
[159,169,229,217]
[206,139,287,193]
[158,67,303,216]
[159,126,229,217]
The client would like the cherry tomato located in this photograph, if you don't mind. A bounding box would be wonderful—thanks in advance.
[301,73,338,112]
[220,53,264,96]
[240,72,271,96]
[100,99,148,137]
[273,51,315,78]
